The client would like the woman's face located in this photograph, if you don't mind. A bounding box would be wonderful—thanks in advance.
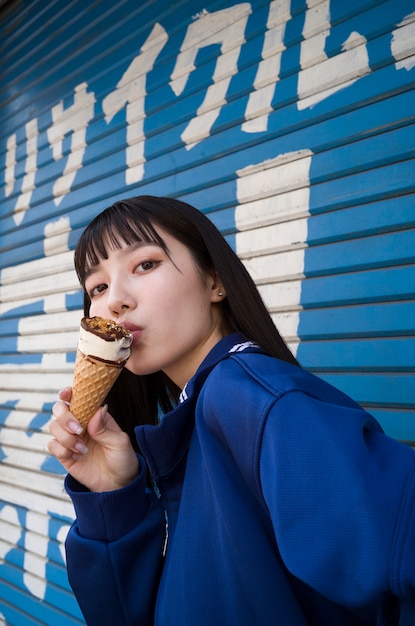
[83,227,227,388]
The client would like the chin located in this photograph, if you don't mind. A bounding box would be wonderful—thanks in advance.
[125,361,158,377]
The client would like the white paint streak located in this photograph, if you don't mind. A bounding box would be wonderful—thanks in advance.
[236,218,308,256]
[5,133,17,197]
[242,249,306,281]
[297,0,370,109]
[0,503,70,604]
[0,218,79,380]
[0,255,77,315]
[236,150,313,353]
[0,482,73,520]
[43,216,71,257]
[23,511,48,599]
[57,524,70,565]
[391,11,415,71]
[170,5,251,148]
[272,311,302,338]
[0,505,21,563]
[243,0,291,132]
[0,401,53,472]
[236,150,313,212]
[47,82,95,205]
[13,119,39,225]
[103,23,168,185]
[259,280,303,309]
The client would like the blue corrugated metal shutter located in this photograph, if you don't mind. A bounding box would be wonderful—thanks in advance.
[1,0,414,622]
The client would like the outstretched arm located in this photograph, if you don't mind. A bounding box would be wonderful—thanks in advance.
[260,391,415,609]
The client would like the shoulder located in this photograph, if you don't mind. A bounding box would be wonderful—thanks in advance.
[197,351,302,428]
[205,350,355,406]
[198,350,365,435]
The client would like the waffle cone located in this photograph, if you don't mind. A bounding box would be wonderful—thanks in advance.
[70,349,125,431]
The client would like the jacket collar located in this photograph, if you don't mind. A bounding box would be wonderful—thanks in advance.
[135,333,260,481]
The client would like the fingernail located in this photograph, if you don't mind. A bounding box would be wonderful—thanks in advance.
[74,441,88,455]
[69,421,83,435]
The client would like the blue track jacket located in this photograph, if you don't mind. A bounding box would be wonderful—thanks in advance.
[65,334,415,625]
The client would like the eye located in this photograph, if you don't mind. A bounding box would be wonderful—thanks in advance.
[135,259,158,272]
[88,283,107,298]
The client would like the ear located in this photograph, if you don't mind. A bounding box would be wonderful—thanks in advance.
[209,272,226,303]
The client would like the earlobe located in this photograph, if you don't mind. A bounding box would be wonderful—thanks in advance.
[211,290,225,303]
[209,272,226,302]
[212,284,226,302]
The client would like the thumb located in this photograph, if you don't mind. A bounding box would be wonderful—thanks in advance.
[87,405,122,443]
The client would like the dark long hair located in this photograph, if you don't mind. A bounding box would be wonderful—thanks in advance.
[74,196,299,448]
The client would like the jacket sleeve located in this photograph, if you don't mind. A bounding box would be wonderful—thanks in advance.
[259,390,415,609]
[64,455,166,626]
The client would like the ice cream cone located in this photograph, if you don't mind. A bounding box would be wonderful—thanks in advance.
[70,350,124,431]
[69,316,133,431]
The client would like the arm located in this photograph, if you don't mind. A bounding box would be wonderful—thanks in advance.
[259,390,415,608]
[65,461,166,626]
[48,389,166,624]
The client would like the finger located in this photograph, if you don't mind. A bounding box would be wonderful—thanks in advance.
[52,400,84,435]
[58,387,72,402]
[48,435,87,463]
[49,415,88,452]
[87,405,123,441]
[52,399,71,420]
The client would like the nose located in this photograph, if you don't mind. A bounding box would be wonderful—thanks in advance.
[106,282,136,317]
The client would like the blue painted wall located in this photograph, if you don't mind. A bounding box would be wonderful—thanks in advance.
[1,0,414,622]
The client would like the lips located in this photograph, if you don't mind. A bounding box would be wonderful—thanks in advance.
[119,321,143,344]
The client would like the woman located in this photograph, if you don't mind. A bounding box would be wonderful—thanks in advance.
[49,196,415,625]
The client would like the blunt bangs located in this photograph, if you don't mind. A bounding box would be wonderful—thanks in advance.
[74,202,168,286]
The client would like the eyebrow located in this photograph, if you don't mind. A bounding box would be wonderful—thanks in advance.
[83,240,164,281]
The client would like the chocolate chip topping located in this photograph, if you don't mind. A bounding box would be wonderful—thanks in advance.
[81,316,132,341]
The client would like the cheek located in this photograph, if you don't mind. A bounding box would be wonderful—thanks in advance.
[165,279,208,315]
[88,300,104,317]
